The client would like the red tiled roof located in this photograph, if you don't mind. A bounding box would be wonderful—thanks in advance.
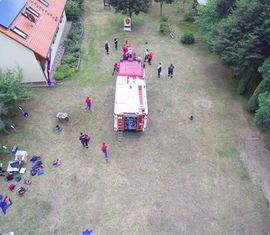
[0,0,67,59]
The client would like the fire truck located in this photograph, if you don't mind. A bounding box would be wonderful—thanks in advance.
[114,59,148,137]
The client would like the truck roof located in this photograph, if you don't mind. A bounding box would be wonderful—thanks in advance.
[118,60,143,77]
[114,75,148,115]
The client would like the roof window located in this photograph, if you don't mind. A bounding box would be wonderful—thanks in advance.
[39,0,49,7]
[26,7,40,17]
[12,27,28,39]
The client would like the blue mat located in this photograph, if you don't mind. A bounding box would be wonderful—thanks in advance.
[82,229,93,235]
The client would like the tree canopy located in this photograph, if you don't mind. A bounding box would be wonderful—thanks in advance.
[154,0,175,16]
[108,0,151,18]
[0,69,31,131]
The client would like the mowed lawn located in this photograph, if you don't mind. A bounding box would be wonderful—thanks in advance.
[1,1,270,234]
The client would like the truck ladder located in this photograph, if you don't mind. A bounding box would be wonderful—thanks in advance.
[117,130,124,141]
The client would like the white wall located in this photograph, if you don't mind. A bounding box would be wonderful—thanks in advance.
[0,33,46,83]
[50,11,67,65]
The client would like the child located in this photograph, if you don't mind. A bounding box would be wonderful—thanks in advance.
[85,97,92,110]
[101,142,109,163]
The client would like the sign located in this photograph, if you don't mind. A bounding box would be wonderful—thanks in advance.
[124,17,131,31]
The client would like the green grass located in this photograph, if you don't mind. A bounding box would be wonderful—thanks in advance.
[177,20,201,36]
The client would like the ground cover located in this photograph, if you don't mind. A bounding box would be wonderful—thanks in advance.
[0,1,270,234]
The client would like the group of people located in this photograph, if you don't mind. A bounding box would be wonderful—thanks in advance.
[79,132,109,162]
[104,38,119,54]
[157,63,175,78]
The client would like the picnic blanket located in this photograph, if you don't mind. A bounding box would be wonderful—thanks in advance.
[0,195,13,215]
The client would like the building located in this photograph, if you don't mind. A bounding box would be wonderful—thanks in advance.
[0,0,67,85]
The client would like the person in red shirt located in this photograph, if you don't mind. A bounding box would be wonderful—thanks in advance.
[147,52,153,65]
[101,142,109,163]
[85,96,92,110]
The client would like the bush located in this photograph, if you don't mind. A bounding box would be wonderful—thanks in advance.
[0,69,31,131]
[160,21,171,35]
[68,28,81,41]
[63,39,73,48]
[70,44,81,53]
[180,32,195,44]
[254,92,270,129]
[160,16,169,22]
[62,55,77,65]
[54,65,76,80]
[184,12,195,22]
[237,71,253,95]
[65,0,80,20]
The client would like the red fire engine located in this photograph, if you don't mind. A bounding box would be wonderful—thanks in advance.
[114,48,148,137]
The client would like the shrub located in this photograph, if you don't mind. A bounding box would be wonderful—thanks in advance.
[63,39,73,48]
[237,71,253,95]
[68,28,81,41]
[254,92,270,129]
[180,32,195,44]
[54,64,76,80]
[62,55,77,65]
[160,16,169,22]
[184,12,195,22]
[65,0,80,20]
[160,21,171,35]
[70,44,81,53]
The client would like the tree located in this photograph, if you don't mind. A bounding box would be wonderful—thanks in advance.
[154,0,175,16]
[0,69,31,131]
[247,58,270,112]
[216,0,236,17]
[254,92,270,129]
[108,0,151,18]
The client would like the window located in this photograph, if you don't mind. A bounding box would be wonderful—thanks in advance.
[26,7,40,17]
[39,0,49,7]
[12,27,28,39]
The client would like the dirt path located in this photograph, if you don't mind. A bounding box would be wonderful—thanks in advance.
[0,1,270,234]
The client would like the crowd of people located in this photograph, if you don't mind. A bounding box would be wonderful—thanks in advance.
[105,39,175,79]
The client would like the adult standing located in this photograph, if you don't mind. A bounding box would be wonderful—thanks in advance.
[157,63,162,78]
[168,64,175,78]
[113,38,118,50]
[85,96,92,110]
[101,142,109,163]
[79,132,86,147]
[147,52,153,65]
[104,41,109,54]
[144,49,149,62]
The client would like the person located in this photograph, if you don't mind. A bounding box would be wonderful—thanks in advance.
[190,115,194,120]
[84,134,91,149]
[112,63,118,76]
[85,96,92,110]
[147,52,153,65]
[113,38,118,50]
[168,64,175,78]
[104,41,109,54]
[101,142,109,163]
[24,178,32,185]
[157,63,162,78]
[144,49,149,62]
[79,132,86,147]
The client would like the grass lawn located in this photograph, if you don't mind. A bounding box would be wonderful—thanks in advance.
[0,1,270,234]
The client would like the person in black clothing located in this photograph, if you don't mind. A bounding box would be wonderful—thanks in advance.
[157,63,162,78]
[104,41,109,54]
[113,38,118,50]
[168,64,175,78]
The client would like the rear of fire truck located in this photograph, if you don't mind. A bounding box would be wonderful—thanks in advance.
[114,60,148,134]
